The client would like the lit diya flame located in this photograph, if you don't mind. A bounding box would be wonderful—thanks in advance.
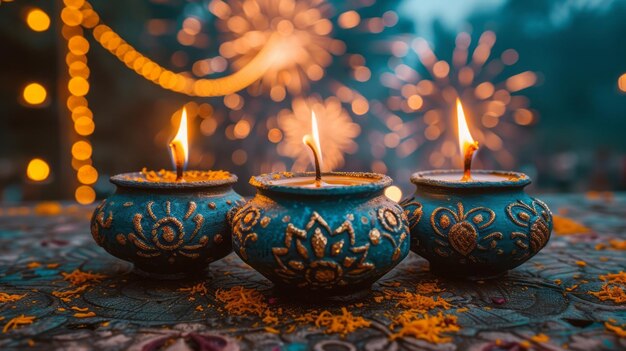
[457,98,479,181]
[169,107,189,181]
[302,111,323,187]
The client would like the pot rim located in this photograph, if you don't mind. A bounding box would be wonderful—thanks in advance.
[110,171,238,190]
[250,171,392,196]
[410,169,531,189]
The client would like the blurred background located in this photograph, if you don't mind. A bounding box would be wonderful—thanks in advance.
[1,0,626,204]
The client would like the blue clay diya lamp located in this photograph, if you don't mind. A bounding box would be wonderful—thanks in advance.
[231,171,410,294]
[90,107,243,279]
[401,99,553,279]
[230,112,409,295]
[401,170,552,279]
[91,169,243,279]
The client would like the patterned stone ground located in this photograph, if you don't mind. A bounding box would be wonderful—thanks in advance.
[0,193,624,350]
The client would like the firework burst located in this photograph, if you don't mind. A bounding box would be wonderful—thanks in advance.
[210,0,346,101]
[277,96,360,171]
[380,31,538,169]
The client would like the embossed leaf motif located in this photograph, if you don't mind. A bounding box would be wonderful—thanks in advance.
[400,199,423,229]
[260,216,271,228]
[124,201,207,264]
[506,199,553,257]
[369,229,381,245]
[448,222,478,256]
[311,229,327,258]
[288,261,304,270]
[272,212,374,289]
[244,212,255,223]
[162,227,176,242]
[378,208,404,232]
[431,203,498,259]
[385,211,398,227]
[331,240,344,256]
[530,219,550,253]
[90,200,113,246]
[296,240,309,259]
[235,206,260,232]
[232,205,262,260]
[376,208,409,262]
[440,215,451,229]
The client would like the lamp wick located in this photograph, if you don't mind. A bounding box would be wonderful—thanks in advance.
[169,142,185,182]
[461,141,479,182]
[304,138,322,187]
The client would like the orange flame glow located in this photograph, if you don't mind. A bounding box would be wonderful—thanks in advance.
[302,111,323,185]
[456,99,479,181]
[311,111,323,167]
[457,99,475,154]
[169,107,189,181]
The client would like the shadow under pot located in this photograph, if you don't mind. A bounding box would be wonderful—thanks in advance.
[230,172,411,296]
[90,171,244,279]
[400,170,553,280]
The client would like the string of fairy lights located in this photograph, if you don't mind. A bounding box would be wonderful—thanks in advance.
[91,23,279,97]
[61,0,99,204]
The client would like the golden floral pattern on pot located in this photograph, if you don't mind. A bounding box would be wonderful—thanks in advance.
[506,198,552,260]
[399,199,423,229]
[91,200,113,246]
[375,208,409,261]
[430,202,503,261]
[272,212,374,289]
[123,201,207,264]
[231,205,261,260]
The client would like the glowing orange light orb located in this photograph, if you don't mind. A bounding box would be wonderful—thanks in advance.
[27,158,50,181]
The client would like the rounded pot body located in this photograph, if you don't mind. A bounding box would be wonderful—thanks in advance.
[90,172,244,279]
[231,172,410,295]
[400,170,553,279]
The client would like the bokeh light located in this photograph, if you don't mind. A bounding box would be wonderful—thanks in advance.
[68,36,90,55]
[74,116,95,135]
[71,141,92,160]
[75,185,96,204]
[26,158,50,182]
[338,11,361,29]
[76,165,98,184]
[381,31,538,169]
[26,8,50,32]
[22,83,47,105]
[384,185,402,202]
[68,77,90,96]
[619,73,626,93]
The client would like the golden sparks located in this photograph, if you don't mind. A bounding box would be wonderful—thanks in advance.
[212,0,345,101]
